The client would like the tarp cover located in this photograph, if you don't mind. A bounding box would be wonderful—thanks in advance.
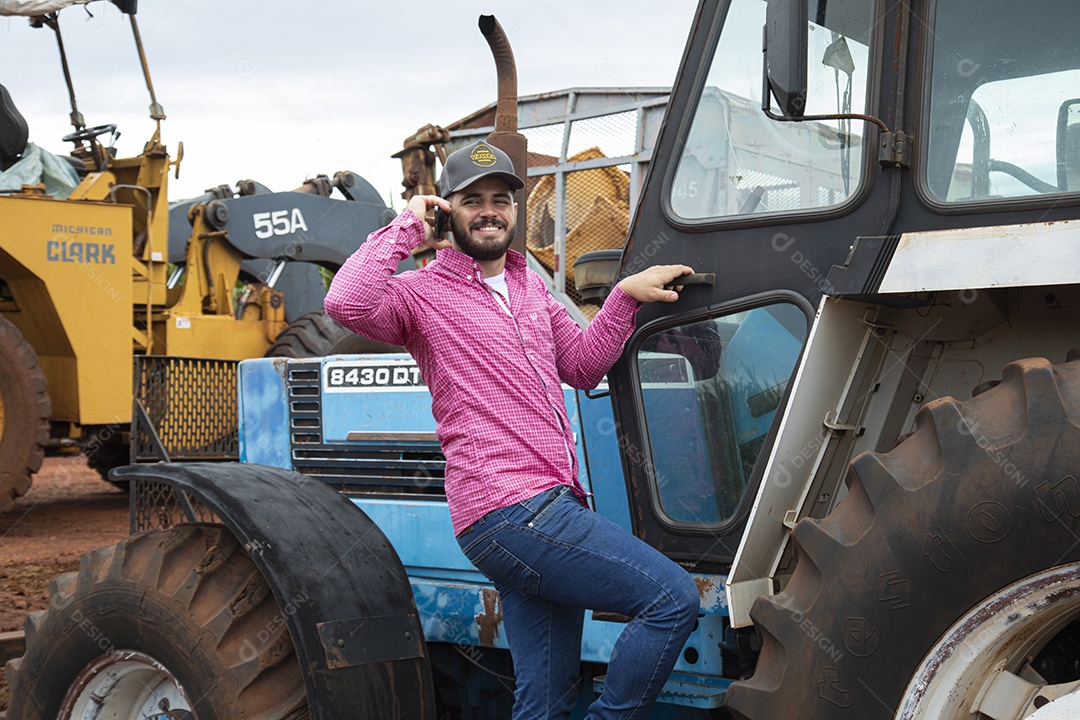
[0,143,80,198]
[0,0,90,16]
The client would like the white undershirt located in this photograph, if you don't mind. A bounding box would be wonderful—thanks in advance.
[485,272,512,315]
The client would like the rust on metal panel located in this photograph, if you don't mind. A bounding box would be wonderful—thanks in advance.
[477,587,503,647]
[899,571,1080,716]
[394,124,450,202]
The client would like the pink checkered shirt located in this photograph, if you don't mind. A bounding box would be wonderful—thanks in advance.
[324,210,641,534]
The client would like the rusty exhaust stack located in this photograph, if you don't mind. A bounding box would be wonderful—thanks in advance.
[478,15,527,254]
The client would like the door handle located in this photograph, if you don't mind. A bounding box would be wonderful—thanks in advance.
[665,272,715,290]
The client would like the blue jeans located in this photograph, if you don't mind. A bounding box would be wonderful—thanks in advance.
[457,485,700,720]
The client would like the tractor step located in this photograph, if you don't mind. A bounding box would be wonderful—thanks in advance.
[593,671,731,708]
[0,630,24,666]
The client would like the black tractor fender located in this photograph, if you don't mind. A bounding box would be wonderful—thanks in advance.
[111,461,437,720]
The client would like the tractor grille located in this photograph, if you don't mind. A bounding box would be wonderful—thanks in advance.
[286,362,446,493]
[133,356,239,461]
[131,477,221,534]
[130,356,236,533]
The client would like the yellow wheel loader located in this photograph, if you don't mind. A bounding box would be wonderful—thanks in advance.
[0,0,395,508]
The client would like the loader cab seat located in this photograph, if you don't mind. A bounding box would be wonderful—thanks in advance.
[0,84,29,172]
[61,153,89,179]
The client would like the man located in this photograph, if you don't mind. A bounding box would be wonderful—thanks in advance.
[325,140,700,720]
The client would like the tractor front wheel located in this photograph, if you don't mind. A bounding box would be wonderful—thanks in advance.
[4,524,308,719]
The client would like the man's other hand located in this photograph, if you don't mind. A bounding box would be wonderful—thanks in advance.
[617,265,695,303]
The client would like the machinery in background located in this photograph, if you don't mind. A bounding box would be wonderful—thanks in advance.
[0,0,396,507]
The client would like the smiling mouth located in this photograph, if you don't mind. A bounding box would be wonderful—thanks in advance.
[471,222,506,234]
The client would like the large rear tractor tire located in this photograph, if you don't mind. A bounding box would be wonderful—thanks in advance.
[4,524,308,719]
[266,310,401,357]
[0,315,50,512]
[726,357,1080,720]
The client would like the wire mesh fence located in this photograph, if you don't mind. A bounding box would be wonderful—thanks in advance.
[445,89,670,318]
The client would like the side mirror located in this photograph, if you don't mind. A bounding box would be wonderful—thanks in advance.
[1058,99,1080,192]
[763,0,808,118]
[573,249,623,305]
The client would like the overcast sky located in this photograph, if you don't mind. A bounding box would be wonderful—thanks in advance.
[2,1,697,207]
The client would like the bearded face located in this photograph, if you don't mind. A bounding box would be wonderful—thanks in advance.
[448,177,517,262]
[450,213,516,261]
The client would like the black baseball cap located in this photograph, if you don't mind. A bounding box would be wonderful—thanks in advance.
[438,140,525,198]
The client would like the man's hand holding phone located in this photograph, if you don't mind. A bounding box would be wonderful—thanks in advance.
[405,195,453,250]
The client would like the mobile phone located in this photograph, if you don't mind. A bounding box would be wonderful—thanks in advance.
[433,206,449,239]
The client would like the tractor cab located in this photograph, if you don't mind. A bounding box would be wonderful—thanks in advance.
[576,0,1080,575]
[570,3,1080,715]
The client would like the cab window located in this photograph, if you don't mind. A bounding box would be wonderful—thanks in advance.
[924,2,1080,203]
[670,0,875,220]
[636,302,807,527]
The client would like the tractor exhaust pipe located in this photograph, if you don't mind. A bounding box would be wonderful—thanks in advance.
[478,15,527,254]
[478,14,518,135]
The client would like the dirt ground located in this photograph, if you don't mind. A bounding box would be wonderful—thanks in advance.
[0,455,128,710]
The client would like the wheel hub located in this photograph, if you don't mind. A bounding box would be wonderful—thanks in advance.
[897,564,1080,720]
[1027,688,1080,719]
[58,650,195,720]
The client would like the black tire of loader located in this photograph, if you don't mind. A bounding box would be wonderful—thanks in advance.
[266,310,347,358]
[325,332,403,355]
[82,433,132,490]
[0,316,51,513]
[265,309,402,358]
[725,357,1080,720]
[4,524,308,719]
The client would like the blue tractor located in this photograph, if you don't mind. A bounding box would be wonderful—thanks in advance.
[8,0,1080,718]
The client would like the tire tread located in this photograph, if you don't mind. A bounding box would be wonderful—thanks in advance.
[0,317,51,513]
[5,524,307,719]
[726,357,1080,720]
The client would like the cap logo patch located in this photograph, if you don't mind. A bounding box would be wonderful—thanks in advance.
[470,144,498,167]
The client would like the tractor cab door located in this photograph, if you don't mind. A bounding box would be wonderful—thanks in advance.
[603,0,891,569]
